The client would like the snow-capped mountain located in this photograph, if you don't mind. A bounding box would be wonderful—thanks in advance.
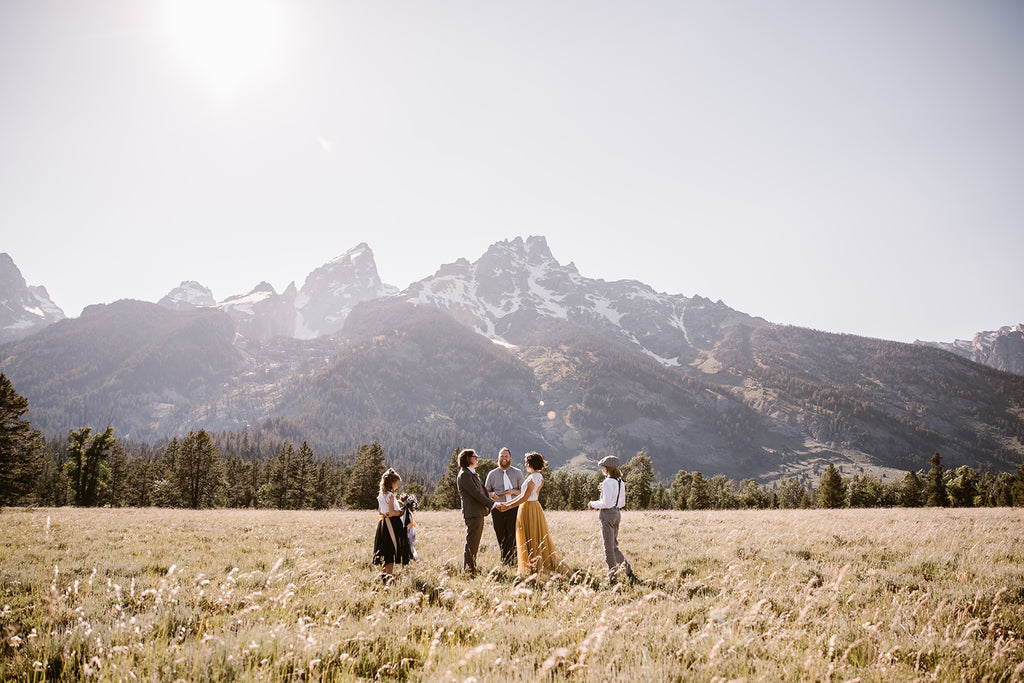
[217,282,297,342]
[158,281,217,310]
[294,243,398,339]
[918,324,1024,376]
[0,253,66,343]
[155,243,397,343]
[404,235,766,365]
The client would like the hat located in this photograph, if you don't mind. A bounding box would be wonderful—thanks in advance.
[598,455,619,469]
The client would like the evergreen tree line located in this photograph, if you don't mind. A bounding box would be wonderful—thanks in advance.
[3,373,1024,509]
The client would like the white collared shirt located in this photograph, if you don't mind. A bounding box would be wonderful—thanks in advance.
[590,477,625,509]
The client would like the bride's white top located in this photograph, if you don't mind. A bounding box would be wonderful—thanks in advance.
[526,472,542,501]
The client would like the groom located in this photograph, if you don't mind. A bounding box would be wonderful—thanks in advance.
[457,449,501,573]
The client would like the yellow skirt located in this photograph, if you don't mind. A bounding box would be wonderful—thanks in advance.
[515,501,566,578]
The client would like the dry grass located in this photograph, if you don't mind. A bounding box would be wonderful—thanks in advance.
[2,507,1023,681]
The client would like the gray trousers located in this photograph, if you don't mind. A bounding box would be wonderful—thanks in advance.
[599,508,632,581]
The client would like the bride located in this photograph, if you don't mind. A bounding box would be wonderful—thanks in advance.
[500,451,567,579]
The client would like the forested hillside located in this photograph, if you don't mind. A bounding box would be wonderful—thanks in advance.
[699,325,1024,473]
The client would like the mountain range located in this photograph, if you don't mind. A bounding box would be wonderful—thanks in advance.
[1,237,1022,483]
[917,325,1024,377]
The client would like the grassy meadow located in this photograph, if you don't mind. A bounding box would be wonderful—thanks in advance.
[1,506,1023,682]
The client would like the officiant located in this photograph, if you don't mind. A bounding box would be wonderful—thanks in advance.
[485,447,525,566]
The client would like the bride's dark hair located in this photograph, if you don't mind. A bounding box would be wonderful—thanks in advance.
[525,452,546,471]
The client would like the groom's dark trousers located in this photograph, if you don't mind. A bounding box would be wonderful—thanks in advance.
[458,467,494,573]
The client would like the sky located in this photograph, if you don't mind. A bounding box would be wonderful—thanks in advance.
[2,1,1022,344]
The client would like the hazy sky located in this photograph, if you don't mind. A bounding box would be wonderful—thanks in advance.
[2,1,1022,343]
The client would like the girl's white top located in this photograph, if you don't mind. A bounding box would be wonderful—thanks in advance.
[377,491,399,515]
[590,477,626,509]
[526,472,542,501]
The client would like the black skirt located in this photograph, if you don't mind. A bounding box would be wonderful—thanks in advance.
[373,515,412,566]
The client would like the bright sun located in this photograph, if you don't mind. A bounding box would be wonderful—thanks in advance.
[160,0,282,94]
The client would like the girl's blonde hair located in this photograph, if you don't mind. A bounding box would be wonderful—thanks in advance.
[379,468,401,495]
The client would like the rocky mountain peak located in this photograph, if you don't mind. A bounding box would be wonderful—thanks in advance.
[405,236,765,364]
[215,282,294,342]
[294,243,398,339]
[0,253,23,291]
[0,253,66,343]
[158,281,216,310]
[917,324,1024,376]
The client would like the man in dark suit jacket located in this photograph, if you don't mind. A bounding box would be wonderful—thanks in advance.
[457,448,501,573]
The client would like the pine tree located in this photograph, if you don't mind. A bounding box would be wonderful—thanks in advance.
[291,442,315,509]
[947,465,979,507]
[260,443,289,508]
[817,463,846,508]
[0,373,43,506]
[35,439,68,506]
[651,482,671,509]
[687,471,710,510]
[539,465,564,509]
[101,442,130,507]
[431,447,463,509]
[311,459,343,509]
[153,438,181,507]
[65,427,117,507]
[708,474,738,509]
[739,478,765,509]
[899,470,924,507]
[174,430,222,508]
[124,455,154,507]
[777,477,806,509]
[926,452,949,507]
[623,452,654,510]
[1011,464,1024,507]
[345,441,386,509]
[847,474,879,508]
[670,470,693,510]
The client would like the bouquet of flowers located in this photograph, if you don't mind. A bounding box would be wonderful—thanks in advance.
[398,493,418,559]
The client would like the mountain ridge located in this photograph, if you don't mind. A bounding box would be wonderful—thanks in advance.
[1,240,1022,482]
[917,325,1024,376]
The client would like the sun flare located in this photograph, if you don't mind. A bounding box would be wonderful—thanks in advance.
[160,0,282,94]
